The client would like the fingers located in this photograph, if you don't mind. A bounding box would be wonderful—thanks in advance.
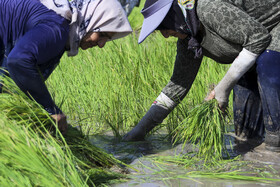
[51,114,68,135]
[205,90,215,101]
[205,89,228,112]
[218,102,228,113]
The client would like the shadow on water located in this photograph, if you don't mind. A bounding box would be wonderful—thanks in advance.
[89,132,280,187]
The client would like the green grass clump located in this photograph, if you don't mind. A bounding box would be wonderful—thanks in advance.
[172,100,229,161]
[0,75,127,186]
[0,75,54,130]
[0,116,87,187]
[64,125,123,168]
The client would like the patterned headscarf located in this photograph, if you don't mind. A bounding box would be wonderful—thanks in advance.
[40,0,132,56]
[177,0,202,58]
[158,0,202,58]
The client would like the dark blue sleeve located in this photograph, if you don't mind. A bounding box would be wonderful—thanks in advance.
[6,21,69,114]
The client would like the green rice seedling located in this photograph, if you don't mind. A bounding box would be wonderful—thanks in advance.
[0,119,126,186]
[127,0,144,30]
[63,125,123,168]
[0,74,54,131]
[0,115,87,187]
[0,75,128,186]
[163,57,233,139]
[46,32,177,135]
[141,154,280,184]
[172,99,229,161]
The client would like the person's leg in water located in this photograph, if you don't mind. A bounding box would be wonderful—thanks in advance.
[233,68,265,140]
[122,92,176,141]
[256,50,280,152]
[232,68,265,153]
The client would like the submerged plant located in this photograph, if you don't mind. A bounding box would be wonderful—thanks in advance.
[148,154,280,184]
[172,100,229,161]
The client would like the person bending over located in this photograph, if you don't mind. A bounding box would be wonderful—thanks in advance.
[0,0,132,134]
[123,0,280,152]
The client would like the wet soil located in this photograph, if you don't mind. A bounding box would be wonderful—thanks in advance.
[90,132,280,187]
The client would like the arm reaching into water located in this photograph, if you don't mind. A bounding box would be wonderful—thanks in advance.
[123,38,202,141]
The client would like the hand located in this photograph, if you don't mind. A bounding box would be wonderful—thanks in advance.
[51,113,68,135]
[205,89,228,112]
[205,90,215,101]
[208,49,258,112]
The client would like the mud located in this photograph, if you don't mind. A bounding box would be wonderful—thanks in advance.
[90,131,280,187]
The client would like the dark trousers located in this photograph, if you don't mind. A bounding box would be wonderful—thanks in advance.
[234,50,280,139]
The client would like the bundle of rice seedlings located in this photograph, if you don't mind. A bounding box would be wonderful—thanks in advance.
[63,125,123,168]
[172,99,229,161]
[0,75,54,130]
[0,116,87,187]
[0,75,127,185]
[59,126,129,186]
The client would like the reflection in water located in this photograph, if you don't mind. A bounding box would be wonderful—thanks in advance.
[89,132,280,187]
[90,133,174,164]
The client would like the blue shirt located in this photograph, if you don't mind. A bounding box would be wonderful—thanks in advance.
[0,0,70,114]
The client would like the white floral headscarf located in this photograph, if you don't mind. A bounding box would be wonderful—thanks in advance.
[40,0,132,56]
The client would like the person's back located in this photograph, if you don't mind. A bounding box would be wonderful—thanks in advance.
[0,0,70,124]
[196,0,280,64]
[1,0,132,135]
[0,0,67,46]
[198,0,280,31]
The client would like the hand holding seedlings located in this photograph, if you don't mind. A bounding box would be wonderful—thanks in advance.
[204,89,227,112]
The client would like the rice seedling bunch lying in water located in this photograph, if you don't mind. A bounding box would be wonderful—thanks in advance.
[172,99,228,161]
[62,127,128,186]
[63,125,123,168]
[149,154,280,184]
[0,75,126,185]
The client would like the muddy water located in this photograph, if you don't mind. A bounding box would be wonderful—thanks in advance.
[90,132,280,187]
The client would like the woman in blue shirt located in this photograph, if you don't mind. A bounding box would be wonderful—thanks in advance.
[0,0,132,134]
